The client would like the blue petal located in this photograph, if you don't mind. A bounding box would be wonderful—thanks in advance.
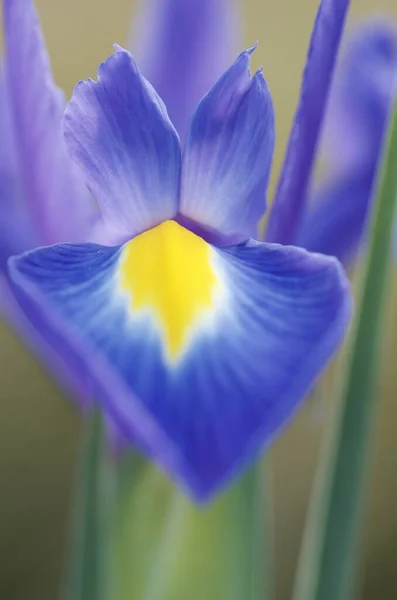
[266,0,350,245]
[296,20,397,264]
[180,46,275,245]
[9,228,351,499]
[0,64,33,266]
[63,47,181,244]
[295,170,375,263]
[3,0,92,246]
[0,272,93,408]
[321,19,397,175]
[131,0,240,141]
[0,63,17,190]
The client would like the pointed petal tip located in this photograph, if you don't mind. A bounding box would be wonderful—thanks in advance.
[113,42,127,53]
[253,67,268,89]
[247,41,259,55]
[237,42,258,66]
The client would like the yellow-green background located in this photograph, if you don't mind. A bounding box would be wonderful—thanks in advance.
[1,1,397,598]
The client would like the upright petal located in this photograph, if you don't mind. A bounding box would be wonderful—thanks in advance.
[0,64,34,267]
[180,47,275,245]
[9,222,351,499]
[131,0,240,141]
[321,19,397,175]
[295,20,397,264]
[266,0,350,245]
[295,170,375,263]
[3,0,91,246]
[0,63,17,188]
[64,47,181,245]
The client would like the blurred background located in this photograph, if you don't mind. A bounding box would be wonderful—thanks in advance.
[1,0,397,598]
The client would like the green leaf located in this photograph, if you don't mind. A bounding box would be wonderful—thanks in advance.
[115,457,272,600]
[61,410,116,600]
[292,100,397,600]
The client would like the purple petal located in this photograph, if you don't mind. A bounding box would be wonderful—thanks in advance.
[0,273,92,409]
[131,0,240,141]
[9,222,351,499]
[180,47,275,245]
[0,63,37,276]
[64,47,181,245]
[321,19,397,175]
[295,169,375,263]
[0,65,33,264]
[0,63,17,187]
[3,0,92,246]
[266,0,350,245]
[295,20,397,264]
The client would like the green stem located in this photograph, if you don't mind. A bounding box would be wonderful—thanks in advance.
[115,458,272,600]
[61,410,116,600]
[292,100,397,600]
[240,462,272,600]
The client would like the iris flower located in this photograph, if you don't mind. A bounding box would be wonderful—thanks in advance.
[8,17,352,504]
[296,19,397,263]
[2,0,352,499]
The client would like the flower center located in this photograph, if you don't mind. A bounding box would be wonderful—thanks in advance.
[118,220,222,361]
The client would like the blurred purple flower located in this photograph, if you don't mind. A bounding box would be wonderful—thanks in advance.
[8,0,352,497]
[131,0,240,143]
[0,0,93,403]
[295,19,397,263]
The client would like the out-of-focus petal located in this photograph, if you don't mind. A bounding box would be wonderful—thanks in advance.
[180,47,275,246]
[0,63,17,187]
[64,47,181,246]
[0,66,28,264]
[0,64,36,272]
[296,20,397,265]
[321,19,397,175]
[0,274,92,407]
[9,221,351,499]
[295,169,375,263]
[266,0,350,245]
[3,0,92,246]
[131,0,240,141]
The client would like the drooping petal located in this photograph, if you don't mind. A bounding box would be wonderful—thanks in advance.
[180,47,275,245]
[321,19,397,176]
[266,0,350,245]
[295,170,375,263]
[9,221,351,499]
[131,0,240,141]
[63,47,181,245]
[3,0,92,246]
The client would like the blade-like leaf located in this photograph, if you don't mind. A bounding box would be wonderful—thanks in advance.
[293,100,397,600]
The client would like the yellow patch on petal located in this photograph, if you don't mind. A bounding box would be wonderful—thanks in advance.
[118,220,222,361]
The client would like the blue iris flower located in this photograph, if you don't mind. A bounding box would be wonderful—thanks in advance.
[7,6,352,499]
[296,19,397,263]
